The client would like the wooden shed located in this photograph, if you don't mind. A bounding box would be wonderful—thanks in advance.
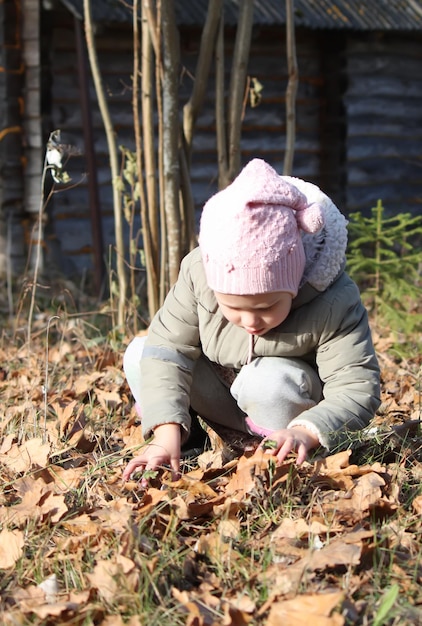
[1,0,422,281]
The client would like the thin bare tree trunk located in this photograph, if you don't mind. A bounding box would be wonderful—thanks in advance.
[142,0,159,56]
[215,14,228,188]
[283,0,298,175]
[142,14,159,278]
[143,1,168,307]
[178,1,223,255]
[138,0,159,317]
[131,0,256,314]
[83,0,126,328]
[151,2,167,302]
[161,0,181,288]
[226,0,254,183]
[178,145,196,253]
[182,0,223,163]
[216,0,254,189]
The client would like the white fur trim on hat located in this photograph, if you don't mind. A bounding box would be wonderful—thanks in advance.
[283,176,348,292]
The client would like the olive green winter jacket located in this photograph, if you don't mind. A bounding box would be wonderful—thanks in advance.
[137,178,381,450]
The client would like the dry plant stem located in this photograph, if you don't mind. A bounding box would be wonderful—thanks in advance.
[27,154,53,356]
[6,212,13,317]
[241,75,251,120]
[43,316,60,442]
[123,151,138,330]
[283,0,298,175]
[107,249,117,332]
[83,0,126,329]
[375,200,382,297]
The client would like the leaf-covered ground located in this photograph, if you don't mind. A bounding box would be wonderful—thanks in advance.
[0,316,421,626]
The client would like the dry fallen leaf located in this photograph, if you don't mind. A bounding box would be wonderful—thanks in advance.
[95,387,122,411]
[220,598,254,625]
[0,474,68,527]
[271,517,331,541]
[51,400,79,436]
[87,555,137,603]
[225,452,294,499]
[412,495,422,515]
[0,437,51,473]
[172,587,213,625]
[13,588,91,619]
[73,371,103,396]
[266,591,345,626]
[0,528,25,569]
[307,538,362,570]
[0,327,420,625]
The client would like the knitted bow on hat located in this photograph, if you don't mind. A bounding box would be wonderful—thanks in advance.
[199,159,325,296]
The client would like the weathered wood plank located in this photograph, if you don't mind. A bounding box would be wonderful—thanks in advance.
[33,9,422,276]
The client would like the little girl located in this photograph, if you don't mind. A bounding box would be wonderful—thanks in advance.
[122,159,380,481]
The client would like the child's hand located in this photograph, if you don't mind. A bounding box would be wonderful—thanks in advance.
[122,423,181,485]
[260,426,319,465]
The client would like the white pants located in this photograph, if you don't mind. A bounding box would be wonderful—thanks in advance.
[123,336,322,437]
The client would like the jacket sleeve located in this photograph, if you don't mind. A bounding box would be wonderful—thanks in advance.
[289,280,381,450]
[139,252,203,441]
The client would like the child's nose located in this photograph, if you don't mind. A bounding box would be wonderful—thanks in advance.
[241,311,261,328]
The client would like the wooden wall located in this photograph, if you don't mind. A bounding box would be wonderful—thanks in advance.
[45,9,327,276]
[22,0,42,219]
[0,0,43,278]
[46,12,140,276]
[43,5,422,278]
[182,25,330,206]
[0,0,25,276]
[344,32,422,216]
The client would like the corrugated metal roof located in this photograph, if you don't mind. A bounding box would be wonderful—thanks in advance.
[293,0,422,30]
[60,0,132,23]
[59,0,422,31]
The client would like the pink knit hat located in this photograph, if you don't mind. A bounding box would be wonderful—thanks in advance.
[199,159,324,296]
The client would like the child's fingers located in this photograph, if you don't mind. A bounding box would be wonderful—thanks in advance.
[275,436,295,463]
[123,451,181,485]
[122,457,146,481]
[295,442,308,465]
[261,430,311,466]
[169,457,181,481]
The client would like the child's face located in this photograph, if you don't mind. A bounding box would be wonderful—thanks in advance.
[214,291,293,336]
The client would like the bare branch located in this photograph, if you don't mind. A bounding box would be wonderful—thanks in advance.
[182,0,223,161]
[215,14,228,188]
[161,0,181,287]
[227,0,254,181]
[283,0,298,175]
[83,0,127,328]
